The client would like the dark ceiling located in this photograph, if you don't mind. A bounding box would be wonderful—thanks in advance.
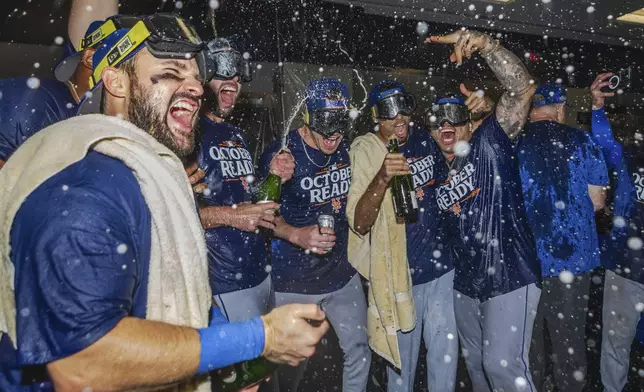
[0,0,643,92]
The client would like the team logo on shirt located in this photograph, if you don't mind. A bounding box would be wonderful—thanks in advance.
[332,198,342,213]
[408,155,437,201]
[416,187,425,201]
[300,163,351,205]
[435,162,480,215]
[633,171,644,203]
[209,141,255,181]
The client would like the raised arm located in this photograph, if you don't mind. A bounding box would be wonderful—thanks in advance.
[68,0,119,50]
[590,72,623,171]
[427,30,535,139]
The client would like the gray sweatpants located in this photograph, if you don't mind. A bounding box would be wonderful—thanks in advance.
[454,284,541,392]
[274,273,371,392]
[601,270,644,392]
[214,274,274,321]
[530,272,591,392]
[387,270,458,392]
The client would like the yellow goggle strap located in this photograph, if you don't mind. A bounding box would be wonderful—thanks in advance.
[89,20,151,88]
[79,19,118,51]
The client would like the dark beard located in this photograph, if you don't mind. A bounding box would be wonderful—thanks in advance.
[128,77,201,158]
[203,85,233,119]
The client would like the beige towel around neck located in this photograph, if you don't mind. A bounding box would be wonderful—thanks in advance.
[0,114,211,392]
[346,132,416,369]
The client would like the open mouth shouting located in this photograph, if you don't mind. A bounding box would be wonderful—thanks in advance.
[439,126,456,150]
[322,134,342,150]
[219,83,239,109]
[168,98,200,140]
[394,120,408,140]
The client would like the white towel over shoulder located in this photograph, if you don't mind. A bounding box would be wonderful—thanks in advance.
[0,114,211,392]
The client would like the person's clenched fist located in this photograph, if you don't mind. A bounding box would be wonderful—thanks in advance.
[260,303,329,367]
[270,150,296,183]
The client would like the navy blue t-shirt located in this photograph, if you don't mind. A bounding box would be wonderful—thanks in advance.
[399,126,453,285]
[1,152,151,390]
[435,116,541,301]
[259,129,356,294]
[197,117,268,295]
[614,148,644,284]
[516,121,608,277]
[0,78,75,162]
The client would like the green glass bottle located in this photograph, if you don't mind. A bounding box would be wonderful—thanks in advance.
[388,137,419,223]
[212,358,278,391]
[254,172,281,215]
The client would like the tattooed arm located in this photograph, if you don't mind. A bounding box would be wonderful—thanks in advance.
[427,30,536,139]
[480,38,535,139]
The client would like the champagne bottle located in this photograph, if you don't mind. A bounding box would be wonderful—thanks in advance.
[209,302,277,391]
[212,357,277,391]
[387,137,419,223]
[253,171,281,215]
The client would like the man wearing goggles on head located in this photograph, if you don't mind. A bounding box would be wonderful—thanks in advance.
[0,14,327,392]
[427,30,541,392]
[259,78,370,392]
[0,11,123,171]
[347,80,457,392]
[193,37,295,333]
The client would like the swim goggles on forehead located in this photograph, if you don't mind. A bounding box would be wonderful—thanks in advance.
[205,42,253,83]
[308,108,354,138]
[372,93,417,120]
[90,14,207,87]
[425,99,470,131]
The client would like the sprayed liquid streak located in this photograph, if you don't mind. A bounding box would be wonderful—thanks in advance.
[282,94,309,149]
[337,41,368,112]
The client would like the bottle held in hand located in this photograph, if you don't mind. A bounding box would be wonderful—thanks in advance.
[254,151,289,215]
[212,358,277,391]
[387,137,418,223]
[254,172,281,215]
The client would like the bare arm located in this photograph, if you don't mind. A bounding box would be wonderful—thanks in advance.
[353,175,389,236]
[0,160,5,170]
[48,317,199,391]
[588,184,607,211]
[199,205,237,229]
[68,0,119,50]
[199,202,279,231]
[427,30,535,139]
[482,39,536,139]
[353,152,409,235]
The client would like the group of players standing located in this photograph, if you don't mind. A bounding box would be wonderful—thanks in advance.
[0,3,642,392]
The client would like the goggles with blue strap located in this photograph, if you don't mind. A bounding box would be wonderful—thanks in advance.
[372,88,417,120]
[425,97,470,131]
[305,83,356,137]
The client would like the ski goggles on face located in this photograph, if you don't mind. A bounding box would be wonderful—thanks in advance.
[426,102,470,131]
[309,109,354,137]
[90,14,207,87]
[205,43,253,83]
[372,93,417,120]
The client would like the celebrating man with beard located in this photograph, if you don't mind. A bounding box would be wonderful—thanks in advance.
[0,15,327,392]
[195,38,295,323]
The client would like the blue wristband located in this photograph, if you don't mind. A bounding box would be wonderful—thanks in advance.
[197,316,265,374]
